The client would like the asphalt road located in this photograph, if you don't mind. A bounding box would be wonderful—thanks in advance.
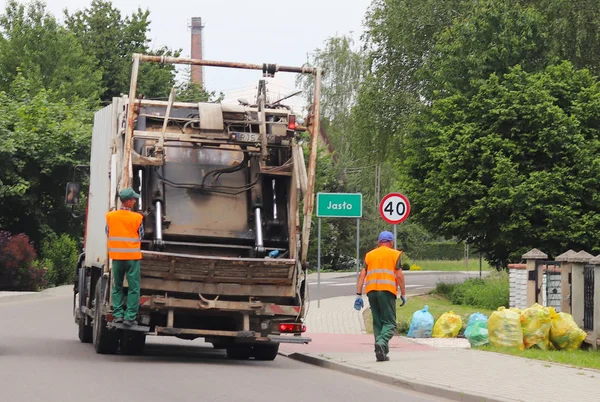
[308,271,489,300]
[0,290,448,402]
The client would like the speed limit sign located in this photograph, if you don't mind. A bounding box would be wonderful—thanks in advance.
[379,193,411,225]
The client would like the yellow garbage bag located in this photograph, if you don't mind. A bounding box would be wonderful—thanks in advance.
[432,311,463,338]
[488,307,524,350]
[520,303,552,350]
[549,310,587,351]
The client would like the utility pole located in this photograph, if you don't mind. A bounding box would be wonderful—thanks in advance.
[375,163,381,207]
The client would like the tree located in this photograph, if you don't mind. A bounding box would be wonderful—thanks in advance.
[420,0,551,99]
[64,0,179,101]
[0,73,93,246]
[350,0,472,160]
[403,62,600,266]
[0,0,101,103]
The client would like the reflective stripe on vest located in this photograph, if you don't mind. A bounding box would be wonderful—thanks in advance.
[364,246,401,295]
[106,209,143,260]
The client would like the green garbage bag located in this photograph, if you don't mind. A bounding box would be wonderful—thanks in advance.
[465,321,489,347]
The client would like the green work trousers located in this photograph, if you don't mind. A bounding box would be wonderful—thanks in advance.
[111,259,141,321]
[367,290,397,354]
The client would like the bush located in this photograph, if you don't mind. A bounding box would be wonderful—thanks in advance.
[0,231,46,291]
[433,271,509,310]
[40,233,79,286]
[409,242,464,260]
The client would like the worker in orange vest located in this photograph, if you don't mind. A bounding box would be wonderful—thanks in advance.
[105,188,144,327]
[354,231,406,362]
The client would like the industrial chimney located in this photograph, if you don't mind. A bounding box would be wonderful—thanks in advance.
[190,17,204,86]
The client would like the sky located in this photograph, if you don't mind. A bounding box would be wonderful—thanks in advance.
[14,0,373,112]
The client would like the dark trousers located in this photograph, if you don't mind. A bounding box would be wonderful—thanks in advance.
[368,290,397,354]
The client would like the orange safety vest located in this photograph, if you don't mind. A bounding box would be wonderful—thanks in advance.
[105,209,143,260]
[364,246,402,295]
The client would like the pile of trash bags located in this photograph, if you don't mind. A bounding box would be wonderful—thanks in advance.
[406,303,588,351]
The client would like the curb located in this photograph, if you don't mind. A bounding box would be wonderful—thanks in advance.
[282,352,505,402]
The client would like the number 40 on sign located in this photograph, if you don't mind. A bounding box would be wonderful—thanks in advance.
[379,193,411,225]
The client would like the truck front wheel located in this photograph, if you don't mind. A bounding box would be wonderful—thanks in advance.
[93,281,119,354]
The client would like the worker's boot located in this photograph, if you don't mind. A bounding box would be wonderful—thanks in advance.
[123,319,138,327]
[374,343,386,362]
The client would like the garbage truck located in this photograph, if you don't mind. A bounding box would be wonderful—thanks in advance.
[70,54,322,360]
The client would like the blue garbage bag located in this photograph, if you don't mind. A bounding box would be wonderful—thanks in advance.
[407,305,434,338]
[467,312,488,327]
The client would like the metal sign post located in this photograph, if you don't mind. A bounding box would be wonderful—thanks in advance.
[317,217,321,308]
[316,192,363,308]
[356,218,360,276]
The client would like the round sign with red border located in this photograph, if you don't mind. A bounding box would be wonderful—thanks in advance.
[379,193,411,225]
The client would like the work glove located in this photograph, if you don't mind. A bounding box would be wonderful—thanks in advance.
[399,295,406,307]
[354,296,364,311]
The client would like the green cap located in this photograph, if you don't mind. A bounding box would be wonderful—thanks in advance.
[119,188,140,200]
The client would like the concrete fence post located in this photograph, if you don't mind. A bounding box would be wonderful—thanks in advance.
[568,250,594,328]
[522,248,547,307]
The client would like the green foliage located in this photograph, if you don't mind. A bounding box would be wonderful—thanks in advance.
[421,1,551,98]
[0,73,92,244]
[404,61,600,266]
[40,233,79,286]
[64,0,179,101]
[433,271,510,310]
[409,242,465,261]
[0,1,102,103]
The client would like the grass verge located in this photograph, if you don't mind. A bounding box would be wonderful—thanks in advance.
[478,345,600,371]
[363,294,494,335]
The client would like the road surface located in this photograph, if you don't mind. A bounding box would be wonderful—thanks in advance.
[309,270,488,300]
[0,289,448,402]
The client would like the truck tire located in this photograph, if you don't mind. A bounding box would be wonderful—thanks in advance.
[251,343,279,361]
[78,319,93,343]
[93,282,119,354]
[120,332,146,355]
[226,344,252,360]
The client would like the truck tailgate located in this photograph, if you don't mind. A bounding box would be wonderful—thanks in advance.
[139,251,297,297]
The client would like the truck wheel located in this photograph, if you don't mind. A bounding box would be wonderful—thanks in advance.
[120,332,146,355]
[78,319,93,343]
[92,282,119,354]
[226,345,252,360]
[251,343,279,361]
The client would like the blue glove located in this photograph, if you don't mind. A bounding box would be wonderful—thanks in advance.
[399,295,406,307]
[354,296,364,310]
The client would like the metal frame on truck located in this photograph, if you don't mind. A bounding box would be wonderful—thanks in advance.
[73,54,322,360]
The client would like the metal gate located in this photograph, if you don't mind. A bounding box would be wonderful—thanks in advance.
[535,260,562,312]
[584,265,594,331]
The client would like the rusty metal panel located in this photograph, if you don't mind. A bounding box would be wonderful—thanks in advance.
[160,145,250,239]
[85,103,117,268]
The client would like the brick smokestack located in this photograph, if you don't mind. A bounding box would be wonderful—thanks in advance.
[190,17,204,86]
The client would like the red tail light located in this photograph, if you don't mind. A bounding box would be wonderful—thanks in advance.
[287,115,296,130]
[279,323,306,333]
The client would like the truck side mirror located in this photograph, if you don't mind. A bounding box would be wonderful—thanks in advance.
[65,182,81,206]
